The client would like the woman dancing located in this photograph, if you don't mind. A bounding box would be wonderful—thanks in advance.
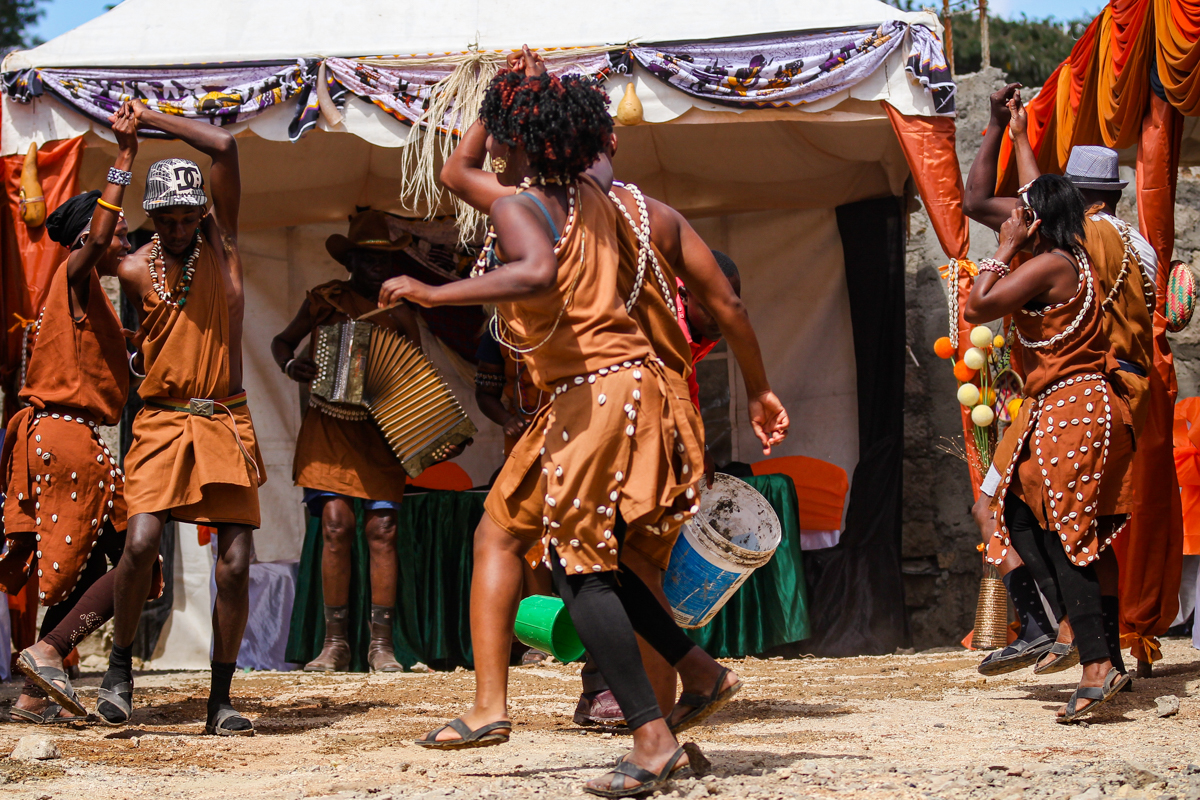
[379,68,718,796]
[965,174,1134,723]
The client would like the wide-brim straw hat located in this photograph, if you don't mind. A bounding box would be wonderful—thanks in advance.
[326,209,412,266]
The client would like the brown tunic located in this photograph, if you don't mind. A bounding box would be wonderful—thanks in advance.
[292,280,408,503]
[0,263,159,606]
[988,248,1135,567]
[123,231,265,526]
[484,178,704,574]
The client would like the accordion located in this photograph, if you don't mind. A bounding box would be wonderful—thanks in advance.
[310,320,477,478]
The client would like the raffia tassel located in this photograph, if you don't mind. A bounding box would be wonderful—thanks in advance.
[389,45,627,246]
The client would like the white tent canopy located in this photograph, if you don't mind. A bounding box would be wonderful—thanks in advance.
[4,0,933,69]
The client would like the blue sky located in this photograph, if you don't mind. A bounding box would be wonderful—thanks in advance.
[29,0,1108,44]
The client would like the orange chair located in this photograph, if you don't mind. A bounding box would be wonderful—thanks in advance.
[409,461,474,492]
[1174,397,1200,556]
[751,455,849,533]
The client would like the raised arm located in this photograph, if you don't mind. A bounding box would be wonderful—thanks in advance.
[67,103,138,289]
[1007,91,1041,188]
[378,194,558,308]
[964,208,1076,322]
[130,100,240,240]
[963,83,1024,232]
[661,204,788,453]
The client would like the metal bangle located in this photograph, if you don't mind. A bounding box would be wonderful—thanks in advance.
[282,357,296,375]
[107,167,133,186]
[128,350,146,379]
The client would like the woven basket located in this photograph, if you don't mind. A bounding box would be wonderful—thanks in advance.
[972,561,1010,650]
[1167,260,1197,333]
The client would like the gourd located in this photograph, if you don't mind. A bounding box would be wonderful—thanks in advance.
[19,143,45,228]
[616,82,643,126]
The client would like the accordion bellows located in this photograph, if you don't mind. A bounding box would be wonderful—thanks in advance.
[311,320,477,478]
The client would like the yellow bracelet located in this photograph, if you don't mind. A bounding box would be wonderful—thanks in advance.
[96,198,123,213]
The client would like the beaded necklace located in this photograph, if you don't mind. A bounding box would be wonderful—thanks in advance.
[1017,247,1094,350]
[148,231,202,309]
[609,181,672,312]
[476,177,585,356]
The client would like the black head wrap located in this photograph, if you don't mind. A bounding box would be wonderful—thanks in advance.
[46,190,101,248]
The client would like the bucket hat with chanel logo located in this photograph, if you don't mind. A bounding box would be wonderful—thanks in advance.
[142,158,209,211]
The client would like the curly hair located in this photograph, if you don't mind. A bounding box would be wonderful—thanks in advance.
[479,71,613,183]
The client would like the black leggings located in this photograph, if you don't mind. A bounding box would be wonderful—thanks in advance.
[548,519,696,731]
[1003,495,1108,663]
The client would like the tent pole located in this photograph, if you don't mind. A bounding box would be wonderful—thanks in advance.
[979,0,990,69]
[943,0,955,76]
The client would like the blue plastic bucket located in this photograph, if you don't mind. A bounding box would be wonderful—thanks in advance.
[664,474,782,629]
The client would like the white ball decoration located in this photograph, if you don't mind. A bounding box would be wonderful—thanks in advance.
[970,325,994,348]
[971,404,996,427]
[963,347,987,370]
[957,383,981,407]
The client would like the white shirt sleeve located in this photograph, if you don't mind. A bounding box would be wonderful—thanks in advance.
[1097,213,1158,287]
[980,464,1002,498]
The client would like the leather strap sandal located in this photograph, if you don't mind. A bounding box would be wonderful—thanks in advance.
[7,703,85,724]
[1033,640,1080,675]
[585,745,690,798]
[1057,668,1130,724]
[206,707,256,736]
[669,667,743,734]
[16,650,87,717]
[415,718,511,749]
[96,682,134,726]
[977,634,1055,676]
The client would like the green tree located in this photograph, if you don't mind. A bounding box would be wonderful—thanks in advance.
[949,12,1090,88]
[0,0,44,52]
[884,1,1091,88]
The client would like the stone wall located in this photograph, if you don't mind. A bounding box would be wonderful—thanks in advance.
[902,68,1200,648]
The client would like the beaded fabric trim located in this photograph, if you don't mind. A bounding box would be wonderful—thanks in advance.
[1017,247,1094,350]
[1094,215,1157,315]
[28,410,128,602]
[308,393,370,422]
[147,232,202,309]
[609,182,672,313]
[987,373,1127,567]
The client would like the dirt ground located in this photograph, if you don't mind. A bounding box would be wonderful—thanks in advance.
[1,638,1199,799]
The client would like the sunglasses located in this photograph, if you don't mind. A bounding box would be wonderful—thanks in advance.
[1017,181,1039,226]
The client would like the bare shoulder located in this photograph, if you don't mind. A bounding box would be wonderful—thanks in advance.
[643,195,683,254]
[117,242,152,288]
[202,213,238,259]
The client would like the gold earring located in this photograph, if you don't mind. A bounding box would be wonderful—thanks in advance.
[491,156,508,173]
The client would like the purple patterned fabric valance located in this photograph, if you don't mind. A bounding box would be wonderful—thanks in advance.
[630,21,954,115]
[2,22,954,142]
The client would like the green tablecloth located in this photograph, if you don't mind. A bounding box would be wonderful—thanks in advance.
[285,474,809,670]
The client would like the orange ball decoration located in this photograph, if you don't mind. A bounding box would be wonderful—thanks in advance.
[953,360,978,382]
[933,337,955,359]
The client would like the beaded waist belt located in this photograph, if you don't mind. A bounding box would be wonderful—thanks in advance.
[143,391,248,416]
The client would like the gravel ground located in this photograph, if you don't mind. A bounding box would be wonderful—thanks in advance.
[1,638,1198,799]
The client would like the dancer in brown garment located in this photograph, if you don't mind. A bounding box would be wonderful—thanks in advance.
[272,210,422,673]
[964,86,1156,679]
[437,48,787,740]
[100,101,265,735]
[1,103,162,723]
[390,61,783,796]
[965,174,1135,722]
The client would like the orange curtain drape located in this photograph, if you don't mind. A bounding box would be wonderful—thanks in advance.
[884,104,983,491]
[1154,0,1200,115]
[1098,0,1155,149]
[1113,91,1186,663]
[0,136,84,395]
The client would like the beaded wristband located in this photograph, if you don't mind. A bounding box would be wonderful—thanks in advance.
[978,257,1010,278]
[107,167,132,186]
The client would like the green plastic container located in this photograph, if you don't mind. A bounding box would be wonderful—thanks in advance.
[513,595,585,662]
